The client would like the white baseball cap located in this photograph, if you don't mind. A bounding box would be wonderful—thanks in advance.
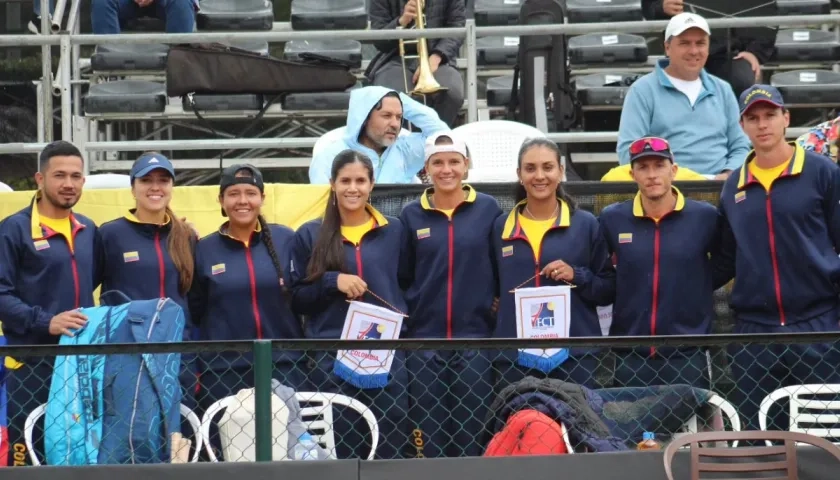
[665,13,711,41]
[424,132,469,162]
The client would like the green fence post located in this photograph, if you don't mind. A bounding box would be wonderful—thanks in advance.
[253,339,273,462]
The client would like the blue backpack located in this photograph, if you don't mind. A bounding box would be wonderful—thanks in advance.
[45,293,185,465]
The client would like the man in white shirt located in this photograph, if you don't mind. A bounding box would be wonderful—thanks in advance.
[616,13,751,178]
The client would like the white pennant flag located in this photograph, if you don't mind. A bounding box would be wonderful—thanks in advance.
[514,285,572,372]
[333,301,404,389]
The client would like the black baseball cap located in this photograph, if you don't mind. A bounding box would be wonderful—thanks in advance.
[219,164,264,216]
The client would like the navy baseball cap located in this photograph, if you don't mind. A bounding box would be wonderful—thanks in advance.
[739,85,785,115]
[130,153,175,180]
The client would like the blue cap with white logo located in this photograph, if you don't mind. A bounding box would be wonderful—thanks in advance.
[129,153,175,180]
[739,84,785,115]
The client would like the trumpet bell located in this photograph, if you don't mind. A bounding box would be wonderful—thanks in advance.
[411,73,448,96]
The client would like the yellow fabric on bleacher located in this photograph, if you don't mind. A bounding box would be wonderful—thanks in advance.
[0,183,331,235]
[600,164,709,182]
[0,184,331,359]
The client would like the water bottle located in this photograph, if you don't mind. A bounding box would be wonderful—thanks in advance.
[637,432,661,451]
[292,433,320,460]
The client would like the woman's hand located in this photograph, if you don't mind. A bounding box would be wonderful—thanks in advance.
[541,260,575,282]
[337,274,367,299]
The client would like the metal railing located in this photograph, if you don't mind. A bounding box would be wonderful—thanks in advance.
[0,13,838,172]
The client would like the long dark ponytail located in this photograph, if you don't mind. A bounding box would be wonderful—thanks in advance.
[305,149,375,281]
[514,138,577,211]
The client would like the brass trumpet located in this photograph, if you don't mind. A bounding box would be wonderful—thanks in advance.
[398,0,447,98]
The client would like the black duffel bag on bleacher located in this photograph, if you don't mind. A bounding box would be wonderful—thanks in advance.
[165,43,357,98]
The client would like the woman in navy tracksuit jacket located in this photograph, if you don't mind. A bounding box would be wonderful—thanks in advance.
[398,132,502,458]
[290,150,409,460]
[189,164,306,417]
[492,139,615,390]
[98,153,199,408]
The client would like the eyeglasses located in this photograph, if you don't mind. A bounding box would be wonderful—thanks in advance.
[629,137,671,155]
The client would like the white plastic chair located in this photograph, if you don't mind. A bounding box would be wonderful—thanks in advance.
[24,403,203,465]
[759,384,840,446]
[452,120,563,182]
[200,391,380,461]
[311,126,418,183]
[84,173,132,190]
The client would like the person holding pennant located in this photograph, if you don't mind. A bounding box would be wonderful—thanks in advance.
[492,138,615,391]
[599,137,720,389]
[398,132,503,458]
[290,150,410,460]
[188,164,307,456]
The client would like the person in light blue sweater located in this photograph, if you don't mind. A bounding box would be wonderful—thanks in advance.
[309,86,449,184]
[616,13,752,178]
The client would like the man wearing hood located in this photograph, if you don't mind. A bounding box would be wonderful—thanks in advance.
[309,86,448,184]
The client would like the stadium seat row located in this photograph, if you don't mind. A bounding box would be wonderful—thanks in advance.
[84,26,840,115]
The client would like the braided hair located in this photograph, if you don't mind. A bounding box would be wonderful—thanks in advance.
[257,214,288,294]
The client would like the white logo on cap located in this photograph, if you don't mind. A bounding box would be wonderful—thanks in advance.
[149,158,159,163]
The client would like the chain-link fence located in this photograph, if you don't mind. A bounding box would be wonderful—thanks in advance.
[3,332,840,465]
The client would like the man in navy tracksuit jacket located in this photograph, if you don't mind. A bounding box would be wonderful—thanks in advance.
[716,85,840,433]
[0,141,99,466]
[600,137,720,389]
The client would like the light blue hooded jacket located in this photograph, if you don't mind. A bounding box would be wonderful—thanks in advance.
[309,86,448,184]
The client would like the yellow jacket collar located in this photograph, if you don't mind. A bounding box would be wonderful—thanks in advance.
[366,203,389,227]
[632,187,686,217]
[125,209,172,226]
[737,142,805,189]
[419,185,477,210]
[501,198,571,239]
[219,220,262,240]
[29,192,84,240]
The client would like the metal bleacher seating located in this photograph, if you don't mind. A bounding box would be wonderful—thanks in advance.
[197,0,275,31]
[776,0,832,16]
[771,69,840,106]
[573,73,637,109]
[565,0,643,23]
[774,29,840,62]
[283,0,367,113]
[475,0,523,111]
[289,0,368,31]
[83,0,274,118]
[568,33,648,66]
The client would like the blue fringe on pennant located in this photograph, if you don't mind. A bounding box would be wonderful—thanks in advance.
[517,348,569,374]
[333,360,389,389]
